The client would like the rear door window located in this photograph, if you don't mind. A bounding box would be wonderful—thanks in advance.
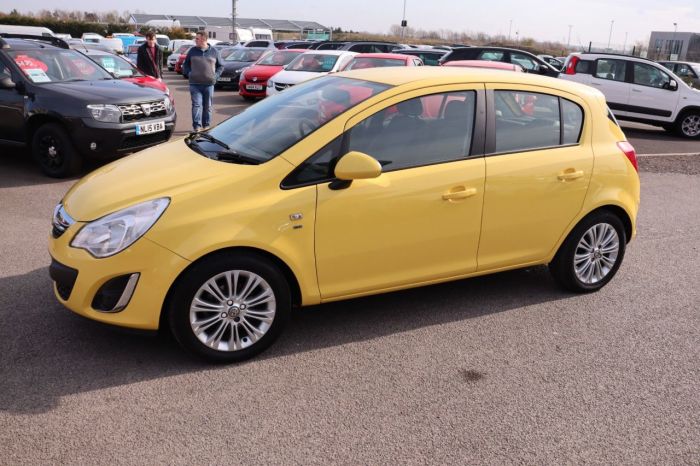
[595,59,627,82]
[493,90,583,153]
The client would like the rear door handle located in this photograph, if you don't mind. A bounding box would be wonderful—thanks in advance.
[632,88,642,93]
[442,187,477,201]
[557,169,584,181]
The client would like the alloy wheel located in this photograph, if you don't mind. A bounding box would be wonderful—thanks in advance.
[189,270,276,352]
[573,223,620,285]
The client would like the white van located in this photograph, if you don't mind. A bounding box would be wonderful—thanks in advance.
[250,28,273,40]
[0,24,55,37]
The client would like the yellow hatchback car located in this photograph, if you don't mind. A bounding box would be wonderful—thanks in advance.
[49,67,640,362]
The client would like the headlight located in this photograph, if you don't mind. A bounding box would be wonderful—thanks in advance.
[163,95,173,113]
[71,198,170,258]
[87,104,121,123]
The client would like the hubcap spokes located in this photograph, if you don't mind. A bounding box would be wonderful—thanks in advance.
[190,270,276,352]
[574,223,620,285]
[40,136,61,168]
[682,115,700,137]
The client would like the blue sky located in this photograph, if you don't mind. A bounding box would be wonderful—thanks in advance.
[11,0,700,46]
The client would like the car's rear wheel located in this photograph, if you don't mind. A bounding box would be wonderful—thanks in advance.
[31,123,82,178]
[168,252,291,363]
[675,111,700,138]
[549,211,627,293]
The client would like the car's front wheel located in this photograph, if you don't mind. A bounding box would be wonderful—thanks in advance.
[549,211,627,293]
[168,252,291,363]
[31,123,82,178]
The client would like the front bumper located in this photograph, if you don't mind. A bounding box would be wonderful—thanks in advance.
[238,78,267,98]
[67,112,177,159]
[217,72,242,88]
[48,224,190,330]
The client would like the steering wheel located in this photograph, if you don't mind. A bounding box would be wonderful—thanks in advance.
[298,118,315,137]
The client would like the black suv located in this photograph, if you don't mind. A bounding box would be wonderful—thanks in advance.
[440,46,560,77]
[0,35,176,177]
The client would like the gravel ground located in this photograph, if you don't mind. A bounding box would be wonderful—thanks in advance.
[638,154,700,175]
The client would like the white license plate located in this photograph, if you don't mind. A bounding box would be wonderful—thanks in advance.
[135,121,165,136]
[218,77,232,82]
[246,84,263,90]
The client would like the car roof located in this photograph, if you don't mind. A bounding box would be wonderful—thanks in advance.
[393,48,447,55]
[300,50,355,56]
[337,66,598,95]
[659,60,700,65]
[0,36,68,50]
[350,53,411,60]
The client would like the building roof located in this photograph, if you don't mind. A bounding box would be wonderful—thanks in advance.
[129,14,328,32]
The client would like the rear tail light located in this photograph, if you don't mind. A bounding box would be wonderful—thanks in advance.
[617,141,638,172]
[565,55,579,75]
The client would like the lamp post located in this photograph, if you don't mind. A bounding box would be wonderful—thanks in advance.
[671,22,678,60]
[567,25,572,49]
[508,19,513,41]
[231,0,237,42]
[401,0,407,40]
[607,20,614,50]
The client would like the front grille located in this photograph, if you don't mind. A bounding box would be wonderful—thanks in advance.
[120,130,172,151]
[118,100,168,122]
[51,204,75,239]
[275,83,293,92]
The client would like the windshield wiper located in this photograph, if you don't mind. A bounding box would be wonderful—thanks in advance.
[215,149,261,165]
[187,132,261,164]
[190,131,230,149]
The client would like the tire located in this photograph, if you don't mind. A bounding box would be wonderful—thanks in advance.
[549,211,627,293]
[168,252,291,363]
[674,111,700,138]
[31,123,82,178]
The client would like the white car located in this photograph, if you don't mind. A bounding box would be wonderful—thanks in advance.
[560,52,700,138]
[266,50,356,96]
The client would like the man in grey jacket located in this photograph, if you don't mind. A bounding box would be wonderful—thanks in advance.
[182,32,224,131]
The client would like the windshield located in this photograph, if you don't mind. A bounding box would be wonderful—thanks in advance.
[194,76,390,163]
[9,49,112,83]
[258,50,301,66]
[226,49,265,62]
[345,57,405,70]
[286,53,339,72]
[91,53,143,78]
[176,44,191,54]
[156,37,169,47]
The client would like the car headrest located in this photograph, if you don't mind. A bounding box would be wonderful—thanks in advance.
[396,98,423,116]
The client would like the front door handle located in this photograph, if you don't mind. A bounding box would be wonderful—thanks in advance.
[632,88,643,93]
[442,187,477,201]
[557,169,584,181]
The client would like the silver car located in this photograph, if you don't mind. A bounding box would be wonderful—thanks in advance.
[658,61,700,88]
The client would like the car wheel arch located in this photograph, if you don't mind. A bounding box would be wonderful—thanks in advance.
[26,114,67,143]
[159,246,302,331]
[548,204,634,265]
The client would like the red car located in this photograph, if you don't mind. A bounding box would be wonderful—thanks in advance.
[81,49,172,100]
[175,47,193,75]
[238,49,305,100]
[341,53,423,70]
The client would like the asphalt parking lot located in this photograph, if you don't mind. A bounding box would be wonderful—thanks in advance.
[1,71,699,464]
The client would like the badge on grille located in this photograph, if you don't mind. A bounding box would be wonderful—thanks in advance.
[141,103,152,116]
[252,77,258,82]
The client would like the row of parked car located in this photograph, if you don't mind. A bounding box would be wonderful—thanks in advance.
[183,39,700,140]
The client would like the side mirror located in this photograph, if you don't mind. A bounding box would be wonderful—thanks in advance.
[334,151,382,180]
[537,64,549,74]
[668,79,678,91]
[0,73,16,90]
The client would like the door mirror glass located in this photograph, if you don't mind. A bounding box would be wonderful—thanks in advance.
[0,72,15,89]
[334,151,382,180]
